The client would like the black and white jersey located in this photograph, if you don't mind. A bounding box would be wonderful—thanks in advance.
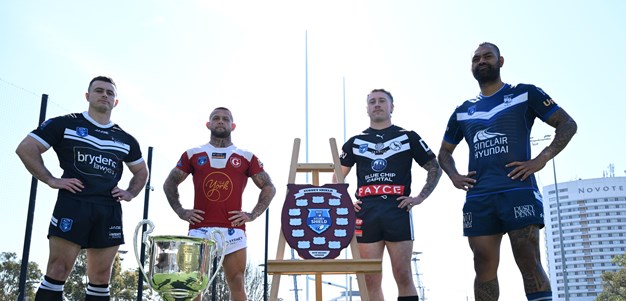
[30,111,144,204]
[339,125,435,200]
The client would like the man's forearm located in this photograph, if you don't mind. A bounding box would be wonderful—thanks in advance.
[417,159,442,200]
[126,170,148,197]
[250,185,276,219]
[437,151,459,177]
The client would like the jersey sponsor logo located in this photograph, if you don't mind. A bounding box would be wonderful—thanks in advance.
[543,98,555,107]
[76,127,88,137]
[230,157,241,168]
[463,212,472,229]
[282,184,355,259]
[211,152,226,159]
[197,156,208,166]
[370,158,387,172]
[203,171,233,202]
[513,205,536,219]
[473,128,509,159]
[364,172,396,183]
[108,229,122,240]
[357,184,404,197]
[418,138,431,152]
[228,228,235,236]
[358,144,368,153]
[376,134,385,139]
[390,141,402,151]
[59,218,73,232]
[94,128,109,135]
[75,147,119,178]
[355,218,363,237]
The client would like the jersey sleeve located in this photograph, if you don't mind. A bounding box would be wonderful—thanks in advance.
[29,115,67,149]
[443,109,464,145]
[248,155,265,177]
[527,84,560,122]
[124,135,144,165]
[339,137,356,167]
[176,151,194,174]
[409,131,436,166]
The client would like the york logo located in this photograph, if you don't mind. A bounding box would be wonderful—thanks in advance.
[203,172,233,202]
[514,205,536,219]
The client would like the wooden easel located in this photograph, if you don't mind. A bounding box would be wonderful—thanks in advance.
[266,138,382,301]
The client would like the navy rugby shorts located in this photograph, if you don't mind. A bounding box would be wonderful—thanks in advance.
[355,196,413,243]
[49,198,124,248]
[462,189,545,236]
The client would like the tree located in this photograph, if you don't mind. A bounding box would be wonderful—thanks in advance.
[596,252,626,301]
[0,252,43,301]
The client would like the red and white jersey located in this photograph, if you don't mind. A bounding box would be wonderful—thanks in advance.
[175,143,264,231]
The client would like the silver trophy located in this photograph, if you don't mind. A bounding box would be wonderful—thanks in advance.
[134,219,225,301]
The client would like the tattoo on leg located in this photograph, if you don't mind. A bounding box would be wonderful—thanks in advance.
[509,225,551,293]
[475,278,499,301]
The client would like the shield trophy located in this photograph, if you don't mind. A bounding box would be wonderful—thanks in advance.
[134,219,226,301]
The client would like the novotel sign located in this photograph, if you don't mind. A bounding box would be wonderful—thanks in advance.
[577,185,624,194]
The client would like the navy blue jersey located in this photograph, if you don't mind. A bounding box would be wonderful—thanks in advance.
[340,125,435,200]
[30,112,144,204]
[443,83,559,197]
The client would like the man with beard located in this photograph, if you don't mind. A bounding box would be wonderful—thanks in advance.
[163,107,276,301]
[437,42,577,301]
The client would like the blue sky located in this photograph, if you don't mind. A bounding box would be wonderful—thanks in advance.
[2,1,626,300]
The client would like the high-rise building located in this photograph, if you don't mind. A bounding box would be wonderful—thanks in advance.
[542,176,626,301]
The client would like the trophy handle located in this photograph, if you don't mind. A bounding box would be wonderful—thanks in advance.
[133,219,155,286]
[205,229,227,291]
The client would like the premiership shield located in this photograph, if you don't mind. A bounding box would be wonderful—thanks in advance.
[281,183,355,259]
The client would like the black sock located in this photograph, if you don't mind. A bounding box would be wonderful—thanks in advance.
[34,275,65,301]
[398,296,419,301]
[85,282,110,301]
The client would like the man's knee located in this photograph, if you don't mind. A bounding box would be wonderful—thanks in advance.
[47,262,74,280]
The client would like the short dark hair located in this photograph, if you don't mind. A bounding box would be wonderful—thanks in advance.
[88,76,116,91]
[478,42,500,58]
[368,89,394,103]
[210,107,233,121]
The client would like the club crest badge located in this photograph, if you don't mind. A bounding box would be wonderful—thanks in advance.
[468,105,476,116]
[281,183,355,259]
[197,156,208,166]
[59,218,73,232]
[76,127,88,137]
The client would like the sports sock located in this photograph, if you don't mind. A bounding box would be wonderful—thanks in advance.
[85,282,110,301]
[34,275,65,301]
